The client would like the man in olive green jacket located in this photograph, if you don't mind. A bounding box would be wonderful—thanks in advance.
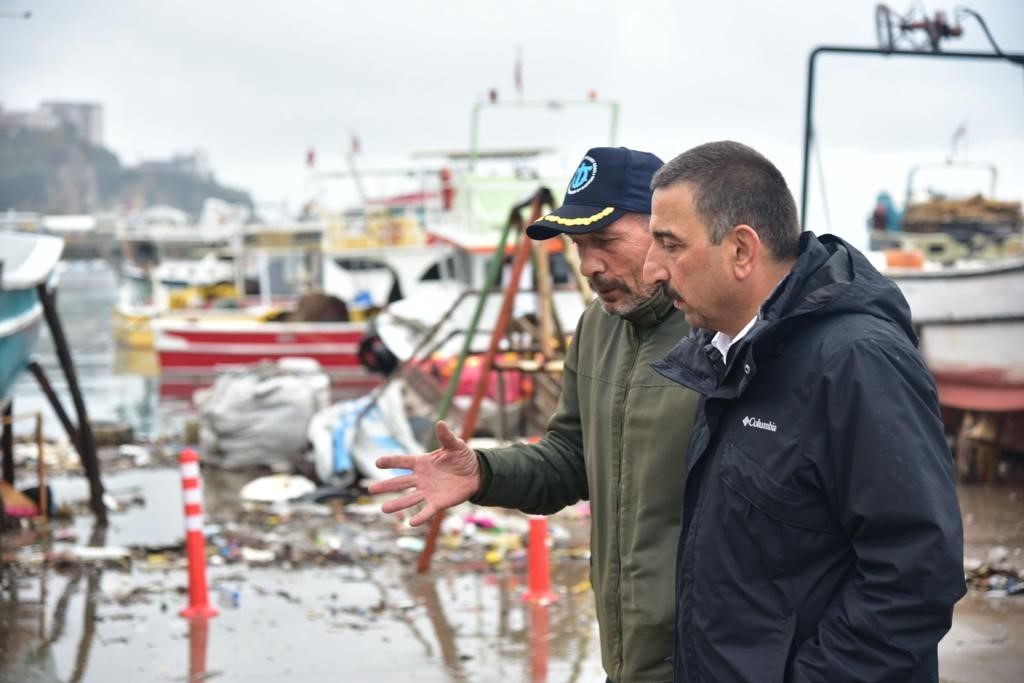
[371,147,699,683]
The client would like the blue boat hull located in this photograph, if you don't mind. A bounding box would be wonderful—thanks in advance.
[0,289,44,408]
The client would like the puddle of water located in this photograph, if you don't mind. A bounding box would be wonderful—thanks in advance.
[939,592,1024,683]
[3,454,604,682]
[51,468,187,550]
[0,551,603,682]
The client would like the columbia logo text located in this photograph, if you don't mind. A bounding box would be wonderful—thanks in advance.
[742,416,777,432]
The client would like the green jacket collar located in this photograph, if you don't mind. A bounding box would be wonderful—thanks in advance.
[620,289,676,328]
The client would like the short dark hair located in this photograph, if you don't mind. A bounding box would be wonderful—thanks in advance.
[651,141,800,260]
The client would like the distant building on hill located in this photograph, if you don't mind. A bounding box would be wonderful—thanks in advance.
[0,100,103,145]
[40,101,103,145]
[136,150,212,181]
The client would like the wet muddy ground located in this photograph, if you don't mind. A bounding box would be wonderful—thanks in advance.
[940,484,1024,683]
[3,264,1023,682]
[1,463,606,682]
[2,462,1023,682]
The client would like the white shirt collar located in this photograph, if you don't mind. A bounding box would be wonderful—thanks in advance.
[711,314,758,365]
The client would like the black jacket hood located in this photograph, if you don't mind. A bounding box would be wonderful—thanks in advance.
[762,232,916,346]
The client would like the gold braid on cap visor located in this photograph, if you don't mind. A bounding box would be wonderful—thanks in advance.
[538,206,615,226]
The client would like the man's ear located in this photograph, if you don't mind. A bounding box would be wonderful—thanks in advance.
[730,224,760,280]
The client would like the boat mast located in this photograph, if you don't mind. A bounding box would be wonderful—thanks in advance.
[468,98,620,173]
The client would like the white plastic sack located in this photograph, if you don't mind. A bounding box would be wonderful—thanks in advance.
[196,359,330,470]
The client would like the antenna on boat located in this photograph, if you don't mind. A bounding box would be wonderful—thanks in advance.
[875,4,1021,59]
[875,4,963,52]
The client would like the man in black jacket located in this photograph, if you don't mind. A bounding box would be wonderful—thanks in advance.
[643,140,966,682]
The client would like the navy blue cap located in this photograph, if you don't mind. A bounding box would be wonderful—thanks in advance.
[527,147,664,240]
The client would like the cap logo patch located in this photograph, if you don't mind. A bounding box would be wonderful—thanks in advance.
[566,156,597,195]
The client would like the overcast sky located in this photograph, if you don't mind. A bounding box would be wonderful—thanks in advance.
[2,0,1022,246]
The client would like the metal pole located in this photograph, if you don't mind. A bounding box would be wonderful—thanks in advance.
[232,232,246,306]
[608,101,620,147]
[28,360,83,455]
[35,412,47,521]
[799,49,818,230]
[35,283,106,524]
[2,402,12,484]
[469,102,484,173]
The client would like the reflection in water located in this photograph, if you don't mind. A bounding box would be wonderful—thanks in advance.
[0,569,59,683]
[67,527,106,683]
[187,617,212,683]
[1,544,604,681]
[112,349,159,379]
[0,525,106,683]
[528,603,550,683]
[404,575,468,683]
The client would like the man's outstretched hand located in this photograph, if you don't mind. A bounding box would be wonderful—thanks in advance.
[368,421,482,526]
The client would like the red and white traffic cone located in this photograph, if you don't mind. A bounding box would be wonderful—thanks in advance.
[522,515,559,605]
[179,448,218,619]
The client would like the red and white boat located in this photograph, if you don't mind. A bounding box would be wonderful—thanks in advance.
[154,316,382,392]
[153,207,450,393]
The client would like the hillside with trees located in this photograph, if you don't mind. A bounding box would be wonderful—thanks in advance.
[0,125,252,217]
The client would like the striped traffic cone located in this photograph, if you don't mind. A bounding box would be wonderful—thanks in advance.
[179,448,218,618]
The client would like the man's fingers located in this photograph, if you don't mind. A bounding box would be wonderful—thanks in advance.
[435,420,465,451]
[380,490,425,514]
[409,503,437,527]
[368,474,416,495]
[376,454,420,470]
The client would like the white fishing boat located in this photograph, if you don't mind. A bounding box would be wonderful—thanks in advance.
[865,164,1024,411]
[878,255,1024,412]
